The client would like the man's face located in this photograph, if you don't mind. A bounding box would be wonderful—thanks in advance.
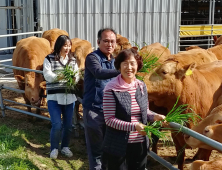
[98,30,116,57]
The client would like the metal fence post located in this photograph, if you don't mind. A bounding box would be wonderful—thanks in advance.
[0,84,5,117]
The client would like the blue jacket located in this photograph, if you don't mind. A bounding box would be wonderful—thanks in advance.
[82,49,120,111]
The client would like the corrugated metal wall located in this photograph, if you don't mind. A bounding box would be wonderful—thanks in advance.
[14,0,34,40]
[38,0,181,54]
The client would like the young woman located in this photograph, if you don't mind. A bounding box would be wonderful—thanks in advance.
[103,48,165,170]
[43,35,79,159]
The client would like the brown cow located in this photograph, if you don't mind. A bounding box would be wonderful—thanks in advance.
[12,36,51,116]
[70,38,93,69]
[214,35,222,46]
[139,42,171,63]
[143,60,222,170]
[113,34,132,57]
[185,46,202,51]
[204,123,222,144]
[42,28,69,52]
[208,44,222,60]
[190,158,222,170]
[140,47,216,154]
[185,105,222,150]
[162,48,217,69]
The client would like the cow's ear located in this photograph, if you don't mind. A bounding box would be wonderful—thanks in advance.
[132,46,138,51]
[37,64,43,70]
[177,62,196,80]
[185,62,196,75]
[39,81,46,90]
[14,75,25,83]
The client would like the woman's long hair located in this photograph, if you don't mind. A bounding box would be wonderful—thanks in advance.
[52,35,72,60]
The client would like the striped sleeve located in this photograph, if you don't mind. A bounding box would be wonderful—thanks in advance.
[103,90,137,131]
[147,101,156,122]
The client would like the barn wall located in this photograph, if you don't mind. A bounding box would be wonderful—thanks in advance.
[0,0,8,53]
[37,0,181,54]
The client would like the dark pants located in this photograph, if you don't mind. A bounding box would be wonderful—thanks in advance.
[48,100,75,151]
[83,108,107,170]
[106,141,147,170]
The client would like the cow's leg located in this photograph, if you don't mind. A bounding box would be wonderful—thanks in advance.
[193,148,211,161]
[151,133,159,153]
[36,106,41,115]
[171,132,186,170]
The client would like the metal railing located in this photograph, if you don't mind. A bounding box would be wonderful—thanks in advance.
[0,31,43,52]
[178,24,222,51]
[1,66,222,169]
[0,63,82,137]
[148,122,222,170]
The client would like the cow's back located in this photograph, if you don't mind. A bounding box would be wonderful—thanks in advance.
[169,48,217,68]
[13,36,51,76]
[208,44,222,60]
[71,38,93,69]
[215,36,222,46]
[42,28,69,51]
[139,42,171,63]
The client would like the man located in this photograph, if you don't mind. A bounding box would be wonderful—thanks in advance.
[82,28,120,170]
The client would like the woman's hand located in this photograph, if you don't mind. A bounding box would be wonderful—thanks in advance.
[135,123,147,136]
[56,74,64,81]
[154,114,165,121]
[154,114,169,127]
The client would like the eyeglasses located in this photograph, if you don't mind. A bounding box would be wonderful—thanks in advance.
[102,40,116,45]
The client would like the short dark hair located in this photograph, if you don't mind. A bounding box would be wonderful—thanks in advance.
[114,48,143,71]
[52,35,72,56]
[97,28,117,42]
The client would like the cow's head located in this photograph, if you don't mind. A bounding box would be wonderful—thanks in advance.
[191,159,222,170]
[143,59,196,109]
[15,72,46,106]
[113,37,132,57]
[184,105,222,150]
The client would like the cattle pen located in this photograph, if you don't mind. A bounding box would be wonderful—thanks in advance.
[0,64,84,134]
[0,29,222,169]
[1,63,222,170]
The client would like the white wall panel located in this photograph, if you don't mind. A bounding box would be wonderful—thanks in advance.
[38,0,181,54]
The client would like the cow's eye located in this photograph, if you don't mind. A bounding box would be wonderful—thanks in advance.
[216,120,222,124]
[162,71,167,75]
[26,83,29,87]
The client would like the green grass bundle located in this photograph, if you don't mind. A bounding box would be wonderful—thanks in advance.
[136,52,161,81]
[144,121,170,144]
[56,65,80,92]
[144,96,201,143]
[139,52,161,74]
[164,97,201,127]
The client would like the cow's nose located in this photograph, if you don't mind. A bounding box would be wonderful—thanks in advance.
[31,97,35,102]
[204,127,210,134]
[184,134,190,140]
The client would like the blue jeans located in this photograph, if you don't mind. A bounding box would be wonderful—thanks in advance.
[83,108,107,170]
[48,100,75,151]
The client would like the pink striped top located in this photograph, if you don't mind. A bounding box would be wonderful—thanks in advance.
[103,87,154,143]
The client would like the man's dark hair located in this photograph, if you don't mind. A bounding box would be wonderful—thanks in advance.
[114,48,143,71]
[97,28,117,43]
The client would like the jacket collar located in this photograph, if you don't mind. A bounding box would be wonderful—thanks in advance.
[97,48,114,62]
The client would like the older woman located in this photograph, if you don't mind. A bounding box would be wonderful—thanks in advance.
[103,48,165,170]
